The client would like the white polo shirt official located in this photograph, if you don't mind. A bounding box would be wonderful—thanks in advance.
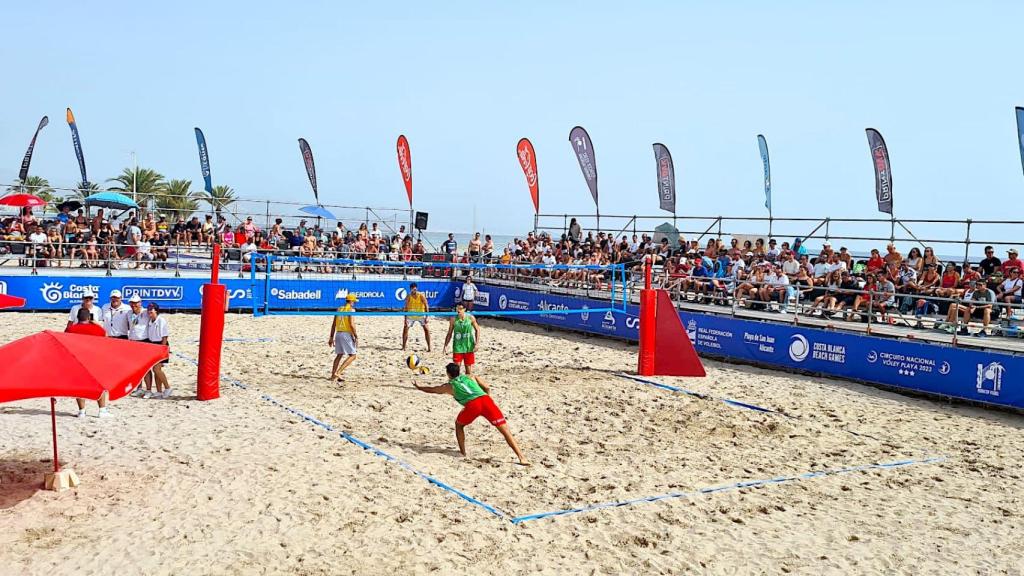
[102,303,132,337]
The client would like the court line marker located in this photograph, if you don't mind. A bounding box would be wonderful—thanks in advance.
[172,352,508,519]
[509,455,946,524]
[170,353,945,525]
[617,373,789,416]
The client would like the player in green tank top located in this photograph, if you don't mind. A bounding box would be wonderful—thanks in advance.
[413,362,529,466]
[444,303,481,374]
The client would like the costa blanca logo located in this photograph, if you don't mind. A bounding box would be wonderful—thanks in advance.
[122,286,183,301]
[270,288,322,301]
[686,319,697,342]
[580,305,590,322]
[625,316,640,329]
[788,335,810,362]
[976,362,1005,396]
[498,295,508,310]
[40,282,100,304]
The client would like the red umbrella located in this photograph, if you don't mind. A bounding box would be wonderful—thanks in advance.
[0,193,47,208]
[0,331,168,475]
[0,293,27,309]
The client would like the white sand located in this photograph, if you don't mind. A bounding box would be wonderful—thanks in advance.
[1,312,1022,575]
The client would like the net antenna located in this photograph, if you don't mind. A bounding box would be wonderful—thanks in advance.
[249,254,628,318]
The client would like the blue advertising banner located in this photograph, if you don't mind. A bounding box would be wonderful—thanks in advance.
[66,108,89,189]
[757,134,771,214]
[474,285,1023,410]
[194,127,213,194]
[1016,107,1024,179]
[0,275,453,312]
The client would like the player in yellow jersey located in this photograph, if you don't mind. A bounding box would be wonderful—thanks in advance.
[402,282,432,352]
[328,293,359,382]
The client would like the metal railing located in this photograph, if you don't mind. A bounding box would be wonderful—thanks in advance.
[535,213,1024,263]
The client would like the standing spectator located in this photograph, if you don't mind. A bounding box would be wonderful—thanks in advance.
[461,276,478,311]
[66,291,103,330]
[242,216,258,242]
[978,246,1001,276]
[441,233,458,256]
[568,218,582,242]
[144,303,172,398]
[102,290,131,338]
[66,308,112,418]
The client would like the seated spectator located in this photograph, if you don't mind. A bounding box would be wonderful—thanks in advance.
[996,268,1023,315]
[944,279,996,336]
[866,249,885,273]
[884,243,902,266]
[1002,249,1023,275]
[935,263,962,299]
[979,245,1001,276]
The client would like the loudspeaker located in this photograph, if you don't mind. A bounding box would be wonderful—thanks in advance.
[414,211,429,231]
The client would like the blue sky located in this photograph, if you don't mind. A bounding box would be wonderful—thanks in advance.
[1,1,1022,241]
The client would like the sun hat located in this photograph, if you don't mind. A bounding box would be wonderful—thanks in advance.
[346,294,359,303]
[82,290,96,299]
[109,289,123,298]
[129,294,142,303]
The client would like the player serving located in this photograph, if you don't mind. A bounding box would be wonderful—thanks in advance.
[444,302,480,375]
[402,282,431,352]
[413,362,529,466]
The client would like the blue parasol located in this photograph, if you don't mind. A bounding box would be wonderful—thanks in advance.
[83,191,139,210]
[299,205,336,220]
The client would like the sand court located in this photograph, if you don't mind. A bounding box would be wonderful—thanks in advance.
[205,316,941,521]
[3,313,1023,574]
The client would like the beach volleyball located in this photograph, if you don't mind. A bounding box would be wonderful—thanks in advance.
[406,354,422,370]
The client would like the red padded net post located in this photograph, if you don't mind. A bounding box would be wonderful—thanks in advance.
[197,244,225,401]
[637,277,706,378]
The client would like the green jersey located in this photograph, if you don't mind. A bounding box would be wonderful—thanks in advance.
[452,316,475,354]
[450,375,485,406]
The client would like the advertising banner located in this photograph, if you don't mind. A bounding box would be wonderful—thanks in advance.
[652,143,675,214]
[195,127,213,193]
[866,128,893,215]
[397,135,413,207]
[568,126,599,208]
[19,116,49,182]
[298,137,318,203]
[517,138,540,213]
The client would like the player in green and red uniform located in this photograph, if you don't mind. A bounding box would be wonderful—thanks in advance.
[413,362,529,466]
[444,302,480,374]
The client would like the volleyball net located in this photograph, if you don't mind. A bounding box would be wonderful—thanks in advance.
[249,254,629,317]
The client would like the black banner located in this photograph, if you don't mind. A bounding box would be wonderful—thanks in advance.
[298,138,318,203]
[866,128,893,215]
[18,116,49,182]
[569,126,598,208]
[652,143,675,213]
[66,108,89,188]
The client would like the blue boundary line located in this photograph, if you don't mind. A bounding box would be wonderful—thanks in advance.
[618,373,789,416]
[170,352,945,525]
[172,352,507,520]
[509,456,946,524]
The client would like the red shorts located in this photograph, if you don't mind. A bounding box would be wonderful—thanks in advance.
[453,352,475,366]
[456,395,505,427]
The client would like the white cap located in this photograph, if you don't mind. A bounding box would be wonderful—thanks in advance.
[82,290,96,299]
[128,294,142,303]
[109,289,123,298]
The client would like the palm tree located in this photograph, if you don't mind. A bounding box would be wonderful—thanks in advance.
[107,167,166,210]
[73,182,101,202]
[200,184,237,212]
[6,175,55,201]
[156,179,200,220]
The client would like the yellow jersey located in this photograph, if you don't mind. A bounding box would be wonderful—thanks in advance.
[334,304,354,333]
[405,292,428,314]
